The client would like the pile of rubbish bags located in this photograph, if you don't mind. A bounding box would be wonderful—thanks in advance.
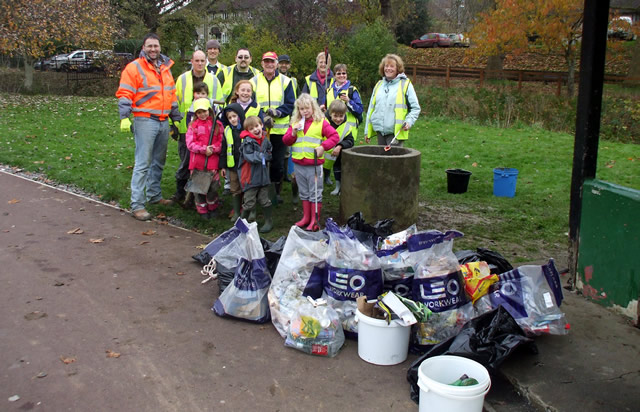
[194,214,569,360]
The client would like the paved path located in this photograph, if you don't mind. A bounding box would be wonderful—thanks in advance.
[0,172,415,411]
[3,170,639,411]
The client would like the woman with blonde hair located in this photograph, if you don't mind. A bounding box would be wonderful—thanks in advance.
[302,51,333,112]
[364,54,420,147]
[283,94,339,231]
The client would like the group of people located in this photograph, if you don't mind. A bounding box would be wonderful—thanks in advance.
[116,33,420,232]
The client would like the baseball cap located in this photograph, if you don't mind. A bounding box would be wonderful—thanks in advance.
[278,54,291,63]
[262,51,278,61]
[193,98,211,113]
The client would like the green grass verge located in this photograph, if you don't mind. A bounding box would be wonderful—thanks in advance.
[1,93,638,263]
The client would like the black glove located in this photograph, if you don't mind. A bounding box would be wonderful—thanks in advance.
[263,116,274,129]
[169,124,179,141]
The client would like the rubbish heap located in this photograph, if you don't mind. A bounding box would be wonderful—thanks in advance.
[194,214,569,402]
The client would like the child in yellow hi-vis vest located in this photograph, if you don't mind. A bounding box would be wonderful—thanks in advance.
[283,94,339,231]
[220,103,246,221]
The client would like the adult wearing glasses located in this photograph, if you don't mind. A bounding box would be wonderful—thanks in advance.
[324,63,363,193]
[218,48,259,103]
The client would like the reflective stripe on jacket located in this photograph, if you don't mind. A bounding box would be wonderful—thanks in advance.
[251,73,292,134]
[175,71,222,133]
[116,56,177,120]
[223,126,235,168]
[324,121,354,162]
[367,78,410,140]
[221,65,258,102]
[304,73,334,107]
[291,120,324,161]
[325,85,360,139]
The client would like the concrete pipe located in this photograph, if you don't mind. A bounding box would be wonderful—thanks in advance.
[339,145,421,230]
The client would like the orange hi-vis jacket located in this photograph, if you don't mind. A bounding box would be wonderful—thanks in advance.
[116,53,179,121]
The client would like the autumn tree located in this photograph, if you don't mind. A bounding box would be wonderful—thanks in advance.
[469,0,584,97]
[0,0,120,90]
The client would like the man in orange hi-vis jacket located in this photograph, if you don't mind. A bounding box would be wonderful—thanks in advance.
[116,33,183,221]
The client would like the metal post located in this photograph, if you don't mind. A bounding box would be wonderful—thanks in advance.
[568,0,610,286]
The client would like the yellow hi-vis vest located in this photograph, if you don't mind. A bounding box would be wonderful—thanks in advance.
[224,126,235,168]
[291,120,325,161]
[251,73,291,135]
[367,78,410,140]
[175,71,222,133]
[304,75,334,100]
[245,105,262,119]
[207,62,227,77]
[325,85,360,139]
[324,121,354,168]
[221,65,259,103]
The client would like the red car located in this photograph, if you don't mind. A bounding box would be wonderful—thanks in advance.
[410,33,453,48]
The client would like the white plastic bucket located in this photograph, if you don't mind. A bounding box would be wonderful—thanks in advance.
[355,309,410,365]
[418,355,491,412]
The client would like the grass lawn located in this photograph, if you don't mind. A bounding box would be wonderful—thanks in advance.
[1,93,638,264]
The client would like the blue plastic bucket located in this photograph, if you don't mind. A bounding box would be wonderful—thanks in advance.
[493,168,519,197]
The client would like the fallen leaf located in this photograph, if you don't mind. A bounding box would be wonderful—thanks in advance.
[67,228,84,234]
[195,244,207,250]
[60,356,76,364]
[33,160,45,164]
[141,230,156,236]
[8,198,20,204]
[126,165,133,169]
[106,350,120,358]
[139,241,149,245]
[472,162,478,167]
[176,272,186,276]
[156,212,166,219]
[65,156,72,160]
[89,238,104,243]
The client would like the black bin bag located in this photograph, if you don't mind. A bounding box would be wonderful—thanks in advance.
[455,247,514,275]
[406,306,537,403]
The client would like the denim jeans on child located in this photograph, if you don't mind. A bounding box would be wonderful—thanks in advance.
[131,117,170,211]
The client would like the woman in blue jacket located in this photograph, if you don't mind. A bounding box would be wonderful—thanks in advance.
[364,54,421,147]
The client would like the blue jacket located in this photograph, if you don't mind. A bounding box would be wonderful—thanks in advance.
[327,80,364,120]
[302,69,334,107]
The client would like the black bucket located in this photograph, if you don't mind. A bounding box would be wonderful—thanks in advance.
[446,169,472,194]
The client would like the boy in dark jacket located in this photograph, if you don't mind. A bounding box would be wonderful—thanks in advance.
[220,103,246,221]
[325,99,355,196]
[238,116,274,233]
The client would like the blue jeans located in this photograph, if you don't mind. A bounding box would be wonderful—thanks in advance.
[131,117,169,211]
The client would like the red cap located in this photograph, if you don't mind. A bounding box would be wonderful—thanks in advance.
[262,51,278,61]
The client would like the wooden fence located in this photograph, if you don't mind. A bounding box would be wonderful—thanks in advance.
[406,64,637,96]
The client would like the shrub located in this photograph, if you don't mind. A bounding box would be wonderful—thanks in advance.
[343,18,397,93]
